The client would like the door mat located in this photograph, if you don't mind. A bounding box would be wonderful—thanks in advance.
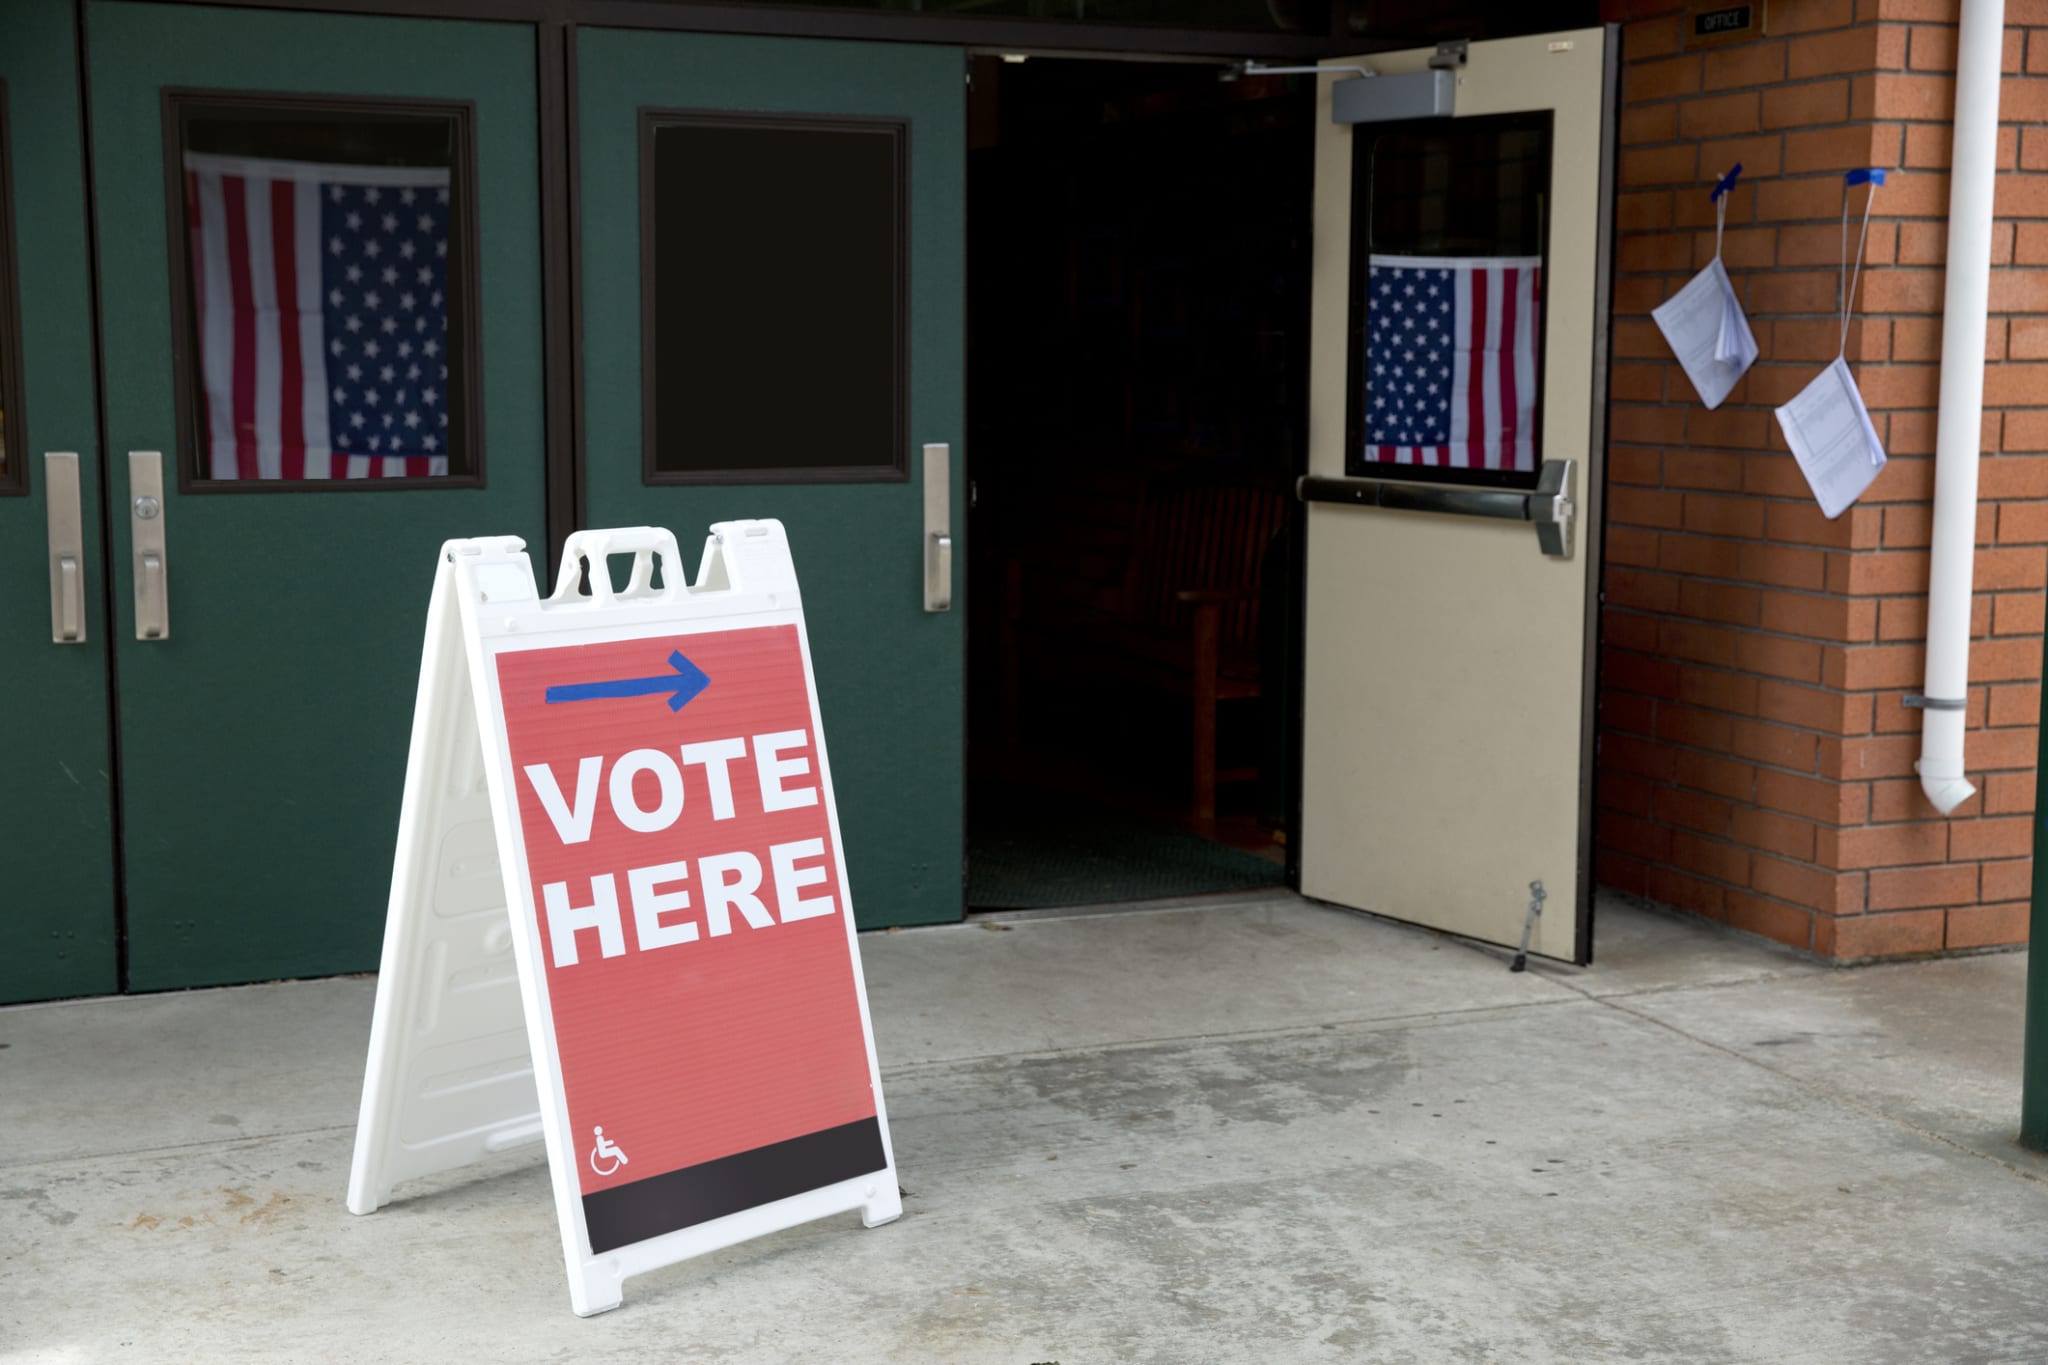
[967,791,1285,910]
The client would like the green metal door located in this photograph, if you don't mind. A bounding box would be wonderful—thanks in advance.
[576,31,966,929]
[86,2,547,990]
[0,7,119,1004]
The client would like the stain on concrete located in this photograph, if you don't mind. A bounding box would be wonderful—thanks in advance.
[237,1192,292,1226]
[1005,1028,1410,1131]
[3,1185,78,1227]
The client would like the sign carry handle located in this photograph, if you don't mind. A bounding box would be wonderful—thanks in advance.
[549,525,691,603]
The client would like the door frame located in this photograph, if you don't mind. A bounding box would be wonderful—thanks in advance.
[120,0,1350,61]
[1575,30,1621,960]
[958,48,1321,895]
[55,0,1540,996]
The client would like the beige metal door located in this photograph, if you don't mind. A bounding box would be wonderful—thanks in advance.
[1299,28,1616,963]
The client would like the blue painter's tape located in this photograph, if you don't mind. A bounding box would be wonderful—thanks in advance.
[1711,163,1743,200]
[1845,168,1888,186]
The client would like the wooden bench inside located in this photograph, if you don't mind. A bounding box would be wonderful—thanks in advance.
[1001,475,1290,823]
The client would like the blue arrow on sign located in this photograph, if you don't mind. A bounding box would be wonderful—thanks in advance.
[545,650,711,712]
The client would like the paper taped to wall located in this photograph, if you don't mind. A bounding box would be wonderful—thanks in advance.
[1651,257,1757,410]
[1774,356,1886,520]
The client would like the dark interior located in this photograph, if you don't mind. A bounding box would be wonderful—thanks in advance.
[963,56,1316,910]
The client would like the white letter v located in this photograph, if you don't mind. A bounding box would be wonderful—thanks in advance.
[523,756,602,845]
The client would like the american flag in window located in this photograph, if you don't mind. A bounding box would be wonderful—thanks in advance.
[1361,253,1540,474]
[184,154,454,481]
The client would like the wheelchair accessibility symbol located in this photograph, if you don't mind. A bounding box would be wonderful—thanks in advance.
[589,1126,629,1178]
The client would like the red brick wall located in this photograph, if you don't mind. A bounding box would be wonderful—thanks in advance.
[1596,0,2048,958]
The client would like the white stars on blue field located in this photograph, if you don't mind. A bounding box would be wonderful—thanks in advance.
[322,182,450,457]
[1366,262,1454,450]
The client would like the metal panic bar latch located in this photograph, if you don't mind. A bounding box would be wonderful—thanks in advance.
[1298,458,1576,558]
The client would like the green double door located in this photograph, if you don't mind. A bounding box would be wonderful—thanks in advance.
[1,2,963,1005]
[573,29,967,934]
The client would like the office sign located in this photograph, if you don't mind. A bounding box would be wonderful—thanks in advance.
[1687,2,1765,46]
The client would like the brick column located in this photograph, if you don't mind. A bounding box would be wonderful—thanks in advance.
[1596,0,2048,959]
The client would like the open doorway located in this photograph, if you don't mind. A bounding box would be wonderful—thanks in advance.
[964,55,1315,911]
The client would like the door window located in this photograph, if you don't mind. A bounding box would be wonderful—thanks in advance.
[166,94,479,486]
[1345,111,1552,488]
[640,111,906,484]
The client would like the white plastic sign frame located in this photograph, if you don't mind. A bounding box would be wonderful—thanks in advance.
[347,523,901,1316]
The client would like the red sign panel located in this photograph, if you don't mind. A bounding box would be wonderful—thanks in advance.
[493,624,883,1252]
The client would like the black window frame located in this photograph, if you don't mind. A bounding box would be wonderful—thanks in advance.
[637,106,910,487]
[0,80,27,497]
[160,88,485,494]
[1343,108,1555,493]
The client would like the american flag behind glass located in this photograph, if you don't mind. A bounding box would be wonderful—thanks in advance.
[1361,253,1541,474]
[184,154,453,481]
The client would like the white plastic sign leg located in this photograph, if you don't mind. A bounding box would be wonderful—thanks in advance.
[348,525,901,1317]
[347,539,543,1217]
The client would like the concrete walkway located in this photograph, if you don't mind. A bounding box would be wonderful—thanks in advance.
[3,892,2044,1363]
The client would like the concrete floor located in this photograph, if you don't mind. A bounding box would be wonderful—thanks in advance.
[3,891,2045,1363]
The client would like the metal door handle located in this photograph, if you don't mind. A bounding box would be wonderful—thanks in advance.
[44,452,86,643]
[922,441,952,612]
[138,551,166,639]
[129,450,169,640]
[926,532,953,613]
[57,556,82,640]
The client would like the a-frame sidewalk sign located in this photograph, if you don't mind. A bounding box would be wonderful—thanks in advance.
[347,523,901,1316]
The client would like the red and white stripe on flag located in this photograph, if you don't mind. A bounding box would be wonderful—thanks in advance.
[1363,253,1542,474]
[184,153,452,482]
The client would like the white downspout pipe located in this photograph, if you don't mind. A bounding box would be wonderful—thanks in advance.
[1917,0,2006,815]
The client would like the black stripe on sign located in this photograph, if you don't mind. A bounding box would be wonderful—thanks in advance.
[581,1117,887,1255]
